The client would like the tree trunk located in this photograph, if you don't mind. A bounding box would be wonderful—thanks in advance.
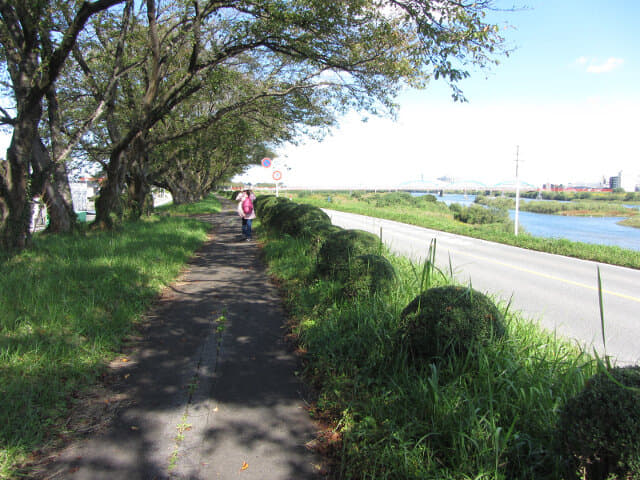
[29,137,76,234]
[0,109,41,251]
[94,149,128,229]
[43,160,76,233]
[126,169,152,219]
[125,136,154,220]
[42,82,76,233]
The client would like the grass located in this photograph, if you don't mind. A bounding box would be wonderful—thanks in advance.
[288,191,640,269]
[619,216,640,228]
[476,195,640,218]
[0,197,220,478]
[259,226,599,479]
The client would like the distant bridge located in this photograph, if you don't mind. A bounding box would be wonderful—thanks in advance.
[397,179,539,191]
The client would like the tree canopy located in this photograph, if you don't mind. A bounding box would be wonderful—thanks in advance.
[0,0,506,251]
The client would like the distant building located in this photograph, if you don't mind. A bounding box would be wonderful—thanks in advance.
[609,171,622,190]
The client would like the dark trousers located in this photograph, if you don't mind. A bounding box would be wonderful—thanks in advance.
[242,218,252,238]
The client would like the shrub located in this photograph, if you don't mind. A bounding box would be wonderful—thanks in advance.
[556,365,640,480]
[399,286,505,360]
[453,204,510,225]
[342,254,396,297]
[417,194,437,203]
[253,195,279,217]
[373,192,414,208]
[317,229,381,278]
[257,197,294,230]
[279,204,332,237]
[304,223,342,254]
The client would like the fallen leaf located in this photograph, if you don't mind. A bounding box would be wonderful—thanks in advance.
[121,358,129,363]
[130,426,139,431]
[124,374,130,379]
[240,461,249,471]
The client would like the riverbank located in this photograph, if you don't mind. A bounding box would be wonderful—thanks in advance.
[475,195,640,226]
[286,191,640,269]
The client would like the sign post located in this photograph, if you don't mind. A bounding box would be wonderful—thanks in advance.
[514,146,522,236]
[272,170,282,197]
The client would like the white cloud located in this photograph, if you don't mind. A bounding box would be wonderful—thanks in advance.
[587,57,624,73]
[574,56,624,74]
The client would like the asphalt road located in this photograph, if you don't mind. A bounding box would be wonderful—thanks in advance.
[323,209,640,366]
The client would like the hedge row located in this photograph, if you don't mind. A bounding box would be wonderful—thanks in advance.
[256,195,394,298]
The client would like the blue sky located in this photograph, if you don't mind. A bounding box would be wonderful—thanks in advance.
[237,0,640,190]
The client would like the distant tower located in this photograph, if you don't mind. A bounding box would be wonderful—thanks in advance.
[609,172,621,190]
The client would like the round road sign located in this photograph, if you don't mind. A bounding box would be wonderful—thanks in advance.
[272,170,282,181]
[261,157,272,168]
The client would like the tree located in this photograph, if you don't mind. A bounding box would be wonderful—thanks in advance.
[2,0,506,248]
[75,0,505,228]
[0,0,124,252]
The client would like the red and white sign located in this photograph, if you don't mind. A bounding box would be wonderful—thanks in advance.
[272,170,282,181]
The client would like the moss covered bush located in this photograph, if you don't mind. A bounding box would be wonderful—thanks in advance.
[256,197,294,230]
[317,229,382,278]
[400,286,505,360]
[279,204,332,236]
[302,222,342,254]
[341,253,396,297]
[556,365,640,480]
[253,195,279,217]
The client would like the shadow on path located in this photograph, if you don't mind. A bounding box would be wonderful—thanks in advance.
[36,203,323,480]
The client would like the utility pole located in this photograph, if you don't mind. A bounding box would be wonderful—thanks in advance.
[514,145,521,236]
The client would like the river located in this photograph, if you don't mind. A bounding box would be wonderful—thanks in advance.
[412,193,640,251]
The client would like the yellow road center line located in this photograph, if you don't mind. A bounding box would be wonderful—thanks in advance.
[450,249,640,304]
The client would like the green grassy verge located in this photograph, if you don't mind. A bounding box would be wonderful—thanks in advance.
[0,196,220,478]
[288,192,640,269]
[260,227,598,479]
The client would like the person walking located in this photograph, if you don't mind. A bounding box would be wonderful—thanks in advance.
[236,188,256,241]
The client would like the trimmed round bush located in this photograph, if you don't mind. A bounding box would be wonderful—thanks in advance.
[342,254,396,297]
[253,195,279,217]
[317,229,381,278]
[400,286,505,359]
[257,197,294,230]
[304,222,343,254]
[267,200,301,232]
[556,366,640,480]
[279,204,331,237]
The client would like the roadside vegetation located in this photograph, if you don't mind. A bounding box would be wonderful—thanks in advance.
[475,194,640,223]
[0,197,220,478]
[256,194,640,479]
[287,191,640,269]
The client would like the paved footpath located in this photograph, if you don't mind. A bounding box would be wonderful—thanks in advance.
[39,203,323,479]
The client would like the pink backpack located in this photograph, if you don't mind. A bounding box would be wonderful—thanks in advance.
[242,195,253,215]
